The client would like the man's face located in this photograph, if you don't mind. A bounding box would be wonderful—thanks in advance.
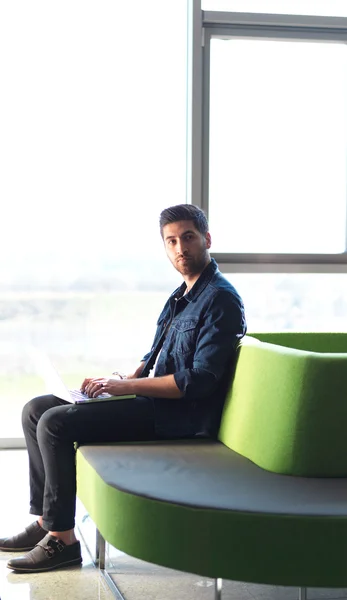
[162,220,211,277]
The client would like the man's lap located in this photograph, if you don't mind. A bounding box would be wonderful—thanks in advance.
[29,394,157,444]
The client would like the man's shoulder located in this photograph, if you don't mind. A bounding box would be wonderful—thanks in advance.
[202,272,247,333]
[208,270,243,302]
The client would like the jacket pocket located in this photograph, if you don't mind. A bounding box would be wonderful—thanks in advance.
[171,317,199,355]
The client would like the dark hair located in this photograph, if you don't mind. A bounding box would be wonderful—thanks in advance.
[159,204,208,237]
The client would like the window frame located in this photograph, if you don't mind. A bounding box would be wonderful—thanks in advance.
[186,4,347,272]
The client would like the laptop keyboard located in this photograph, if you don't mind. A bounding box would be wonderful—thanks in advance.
[69,389,90,402]
[69,388,109,402]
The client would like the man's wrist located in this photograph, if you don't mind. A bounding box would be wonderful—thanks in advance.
[112,371,127,380]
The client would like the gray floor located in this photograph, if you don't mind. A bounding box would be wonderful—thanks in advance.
[107,551,347,600]
[1,450,347,600]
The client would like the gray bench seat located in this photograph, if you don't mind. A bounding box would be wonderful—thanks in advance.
[77,439,347,587]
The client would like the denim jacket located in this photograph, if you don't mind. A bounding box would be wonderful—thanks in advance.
[141,258,247,438]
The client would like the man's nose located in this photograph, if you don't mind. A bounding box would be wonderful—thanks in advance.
[176,240,187,255]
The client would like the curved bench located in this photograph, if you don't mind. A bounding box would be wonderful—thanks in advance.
[76,333,347,598]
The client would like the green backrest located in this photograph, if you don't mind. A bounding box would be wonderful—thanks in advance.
[218,333,347,477]
[249,332,347,353]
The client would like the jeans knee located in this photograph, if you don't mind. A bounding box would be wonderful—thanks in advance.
[21,396,42,431]
[21,395,58,434]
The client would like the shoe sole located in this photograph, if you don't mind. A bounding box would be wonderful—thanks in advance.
[7,557,82,572]
[0,546,35,552]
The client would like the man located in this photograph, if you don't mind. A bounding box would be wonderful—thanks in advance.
[0,204,246,573]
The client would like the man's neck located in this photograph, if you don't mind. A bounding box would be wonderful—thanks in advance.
[183,257,211,294]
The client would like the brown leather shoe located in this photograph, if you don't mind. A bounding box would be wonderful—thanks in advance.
[0,521,46,552]
[7,534,82,572]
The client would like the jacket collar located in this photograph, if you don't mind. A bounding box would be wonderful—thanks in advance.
[172,258,218,304]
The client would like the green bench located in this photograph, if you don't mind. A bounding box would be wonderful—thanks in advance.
[76,332,347,599]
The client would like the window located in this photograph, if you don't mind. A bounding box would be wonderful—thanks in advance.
[208,39,347,255]
[0,0,187,441]
[226,273,347,332]
[193,11,347,267]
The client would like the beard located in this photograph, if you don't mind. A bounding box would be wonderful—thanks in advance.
[173,250,209,277]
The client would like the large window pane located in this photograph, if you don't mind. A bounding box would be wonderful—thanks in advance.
[209,39,347,254]
[226,273,347,332]
[0,1,187,439]
[202,0,347,17]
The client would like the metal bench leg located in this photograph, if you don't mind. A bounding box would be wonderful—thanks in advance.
[299,588,307,600]
[215,578,222,600]
[97,531,125,600]
[98,529,105,569]
[95,528,102,566]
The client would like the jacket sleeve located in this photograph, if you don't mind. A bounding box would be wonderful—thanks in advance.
[173,291,246,399]
[141,351,152,363]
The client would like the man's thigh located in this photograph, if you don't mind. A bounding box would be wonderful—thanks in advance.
[22,394,70,425]
[38,396,156,444]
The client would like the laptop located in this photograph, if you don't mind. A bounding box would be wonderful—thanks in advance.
[32,349,136,404]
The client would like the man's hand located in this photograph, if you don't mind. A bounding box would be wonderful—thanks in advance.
[81,377,130,398]
[80,372,183,399]
[80,363,146,398]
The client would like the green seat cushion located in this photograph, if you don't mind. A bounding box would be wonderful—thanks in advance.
[77,440,347,587]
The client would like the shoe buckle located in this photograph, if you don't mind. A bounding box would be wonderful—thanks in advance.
[56,541,65,553]
[45,546,55,558]
[44,538,65,557]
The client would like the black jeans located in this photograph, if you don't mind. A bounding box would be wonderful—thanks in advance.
[22,394,157,531]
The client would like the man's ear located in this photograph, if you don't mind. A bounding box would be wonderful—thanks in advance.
[206,232,212,249]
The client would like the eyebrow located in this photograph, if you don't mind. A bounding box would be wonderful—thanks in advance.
[165,229,196,241]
